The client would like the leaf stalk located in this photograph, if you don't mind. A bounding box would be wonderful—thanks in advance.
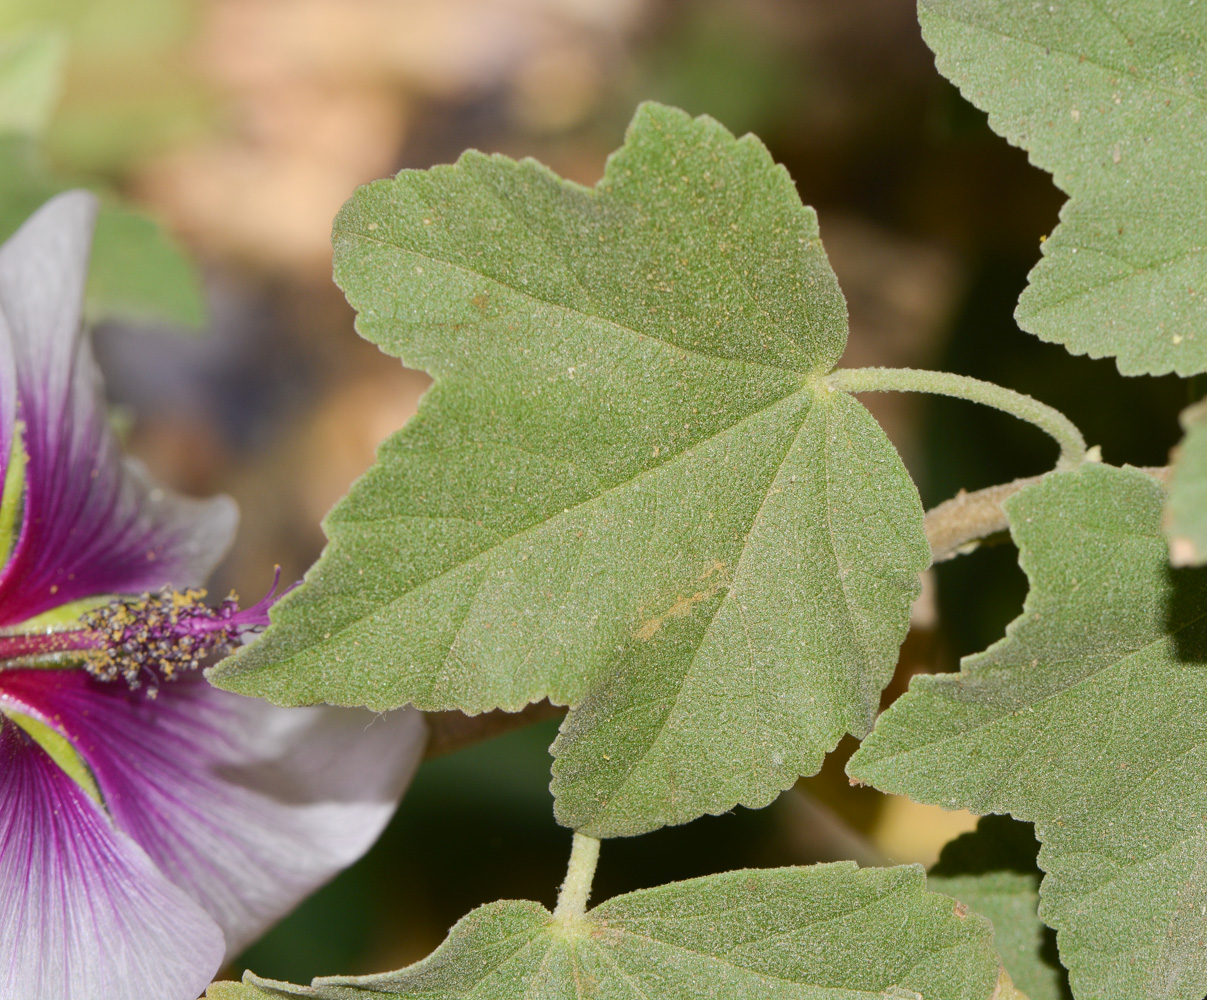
[827,367,1087,469]
[553,832,601,923]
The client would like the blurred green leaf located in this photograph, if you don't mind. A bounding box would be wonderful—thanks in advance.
[850,463,1207,1000]
[47,83,210,176]
[0,10,209,324]
[86,200,204,327]
[1165,398,1207,566]
[920,0,1207,375]
[213,103,929,838]
[0,0,195,56]
[219,864,1011,1000]
[0,135,203,327]
[0,0,208,173]
[0,29,65,135]
[929,816,1068,1000]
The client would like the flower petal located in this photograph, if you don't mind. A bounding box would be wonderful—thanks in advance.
[0,717,224,1000]
[1,669,427,954]
[0,191,237,623]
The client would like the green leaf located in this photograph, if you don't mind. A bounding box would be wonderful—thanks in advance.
[0,135,204,328]
[929,817,1068,1000]
[211,102,930,837]
[849,463,1207,1000]
[0,29,65,136]
[85,199,205,328]
[919,0,1207,376]
[223,864,1011,1000]
[206,985,275,1000]
[1165,398,1207,566]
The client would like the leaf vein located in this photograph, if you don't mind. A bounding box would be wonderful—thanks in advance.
[350,231,807,377]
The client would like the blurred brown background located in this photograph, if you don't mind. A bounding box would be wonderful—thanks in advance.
[2,0,1188,982]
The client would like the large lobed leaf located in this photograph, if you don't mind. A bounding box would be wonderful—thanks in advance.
[209,864,1013,1000]
[212,103,930,838]
[850,463,1207,1000]
[919,0,1207,376]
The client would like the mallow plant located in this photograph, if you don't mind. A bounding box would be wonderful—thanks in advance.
[11,1,1207,998]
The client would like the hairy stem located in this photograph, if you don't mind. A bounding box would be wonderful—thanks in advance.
[827,367,1087,469]
[925,475,1043,563]
[925,465,1169,563]
[553,832,601,922]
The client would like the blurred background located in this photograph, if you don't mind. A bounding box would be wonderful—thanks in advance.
[0,0,1188,983]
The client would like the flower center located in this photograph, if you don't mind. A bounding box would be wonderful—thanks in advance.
[81,587,270,693]
[0,571,285,697]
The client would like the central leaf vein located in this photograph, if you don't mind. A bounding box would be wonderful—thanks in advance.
[337,387,814,655]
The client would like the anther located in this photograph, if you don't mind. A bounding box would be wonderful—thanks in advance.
[79,568,286,693]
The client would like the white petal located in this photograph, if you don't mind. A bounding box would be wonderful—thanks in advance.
[1,668,427,955]
[0,191,92,425]
[0,718,224,1000]
[199,697,428,953]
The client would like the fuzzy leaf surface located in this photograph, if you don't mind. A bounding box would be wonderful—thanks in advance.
[213,103,929,837]
[850,463,1207,1000]
[1166,399,1207,566]
[217,864,1009,1000]
[919,0,1207,375]
[929,817,1067,1000]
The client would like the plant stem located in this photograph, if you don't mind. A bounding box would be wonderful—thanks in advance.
[553,832,601,922]
[924,465,1169,563]
[924,474,1044,564]
[827,367,1087,469]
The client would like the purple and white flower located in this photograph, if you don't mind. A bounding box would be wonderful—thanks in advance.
[0,192,426,1000]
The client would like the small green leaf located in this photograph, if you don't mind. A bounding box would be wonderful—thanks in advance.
[850,463,1207,1000]
[0,135,204,328]
[233,865,1008,1000]
[929,817,1068,1000]
[919,0,1207,376]
[86,201,205,328]
[212,103,930,837]
[0,30,65,136]
[206,984,276,1000]
[1165,398,1207,566]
